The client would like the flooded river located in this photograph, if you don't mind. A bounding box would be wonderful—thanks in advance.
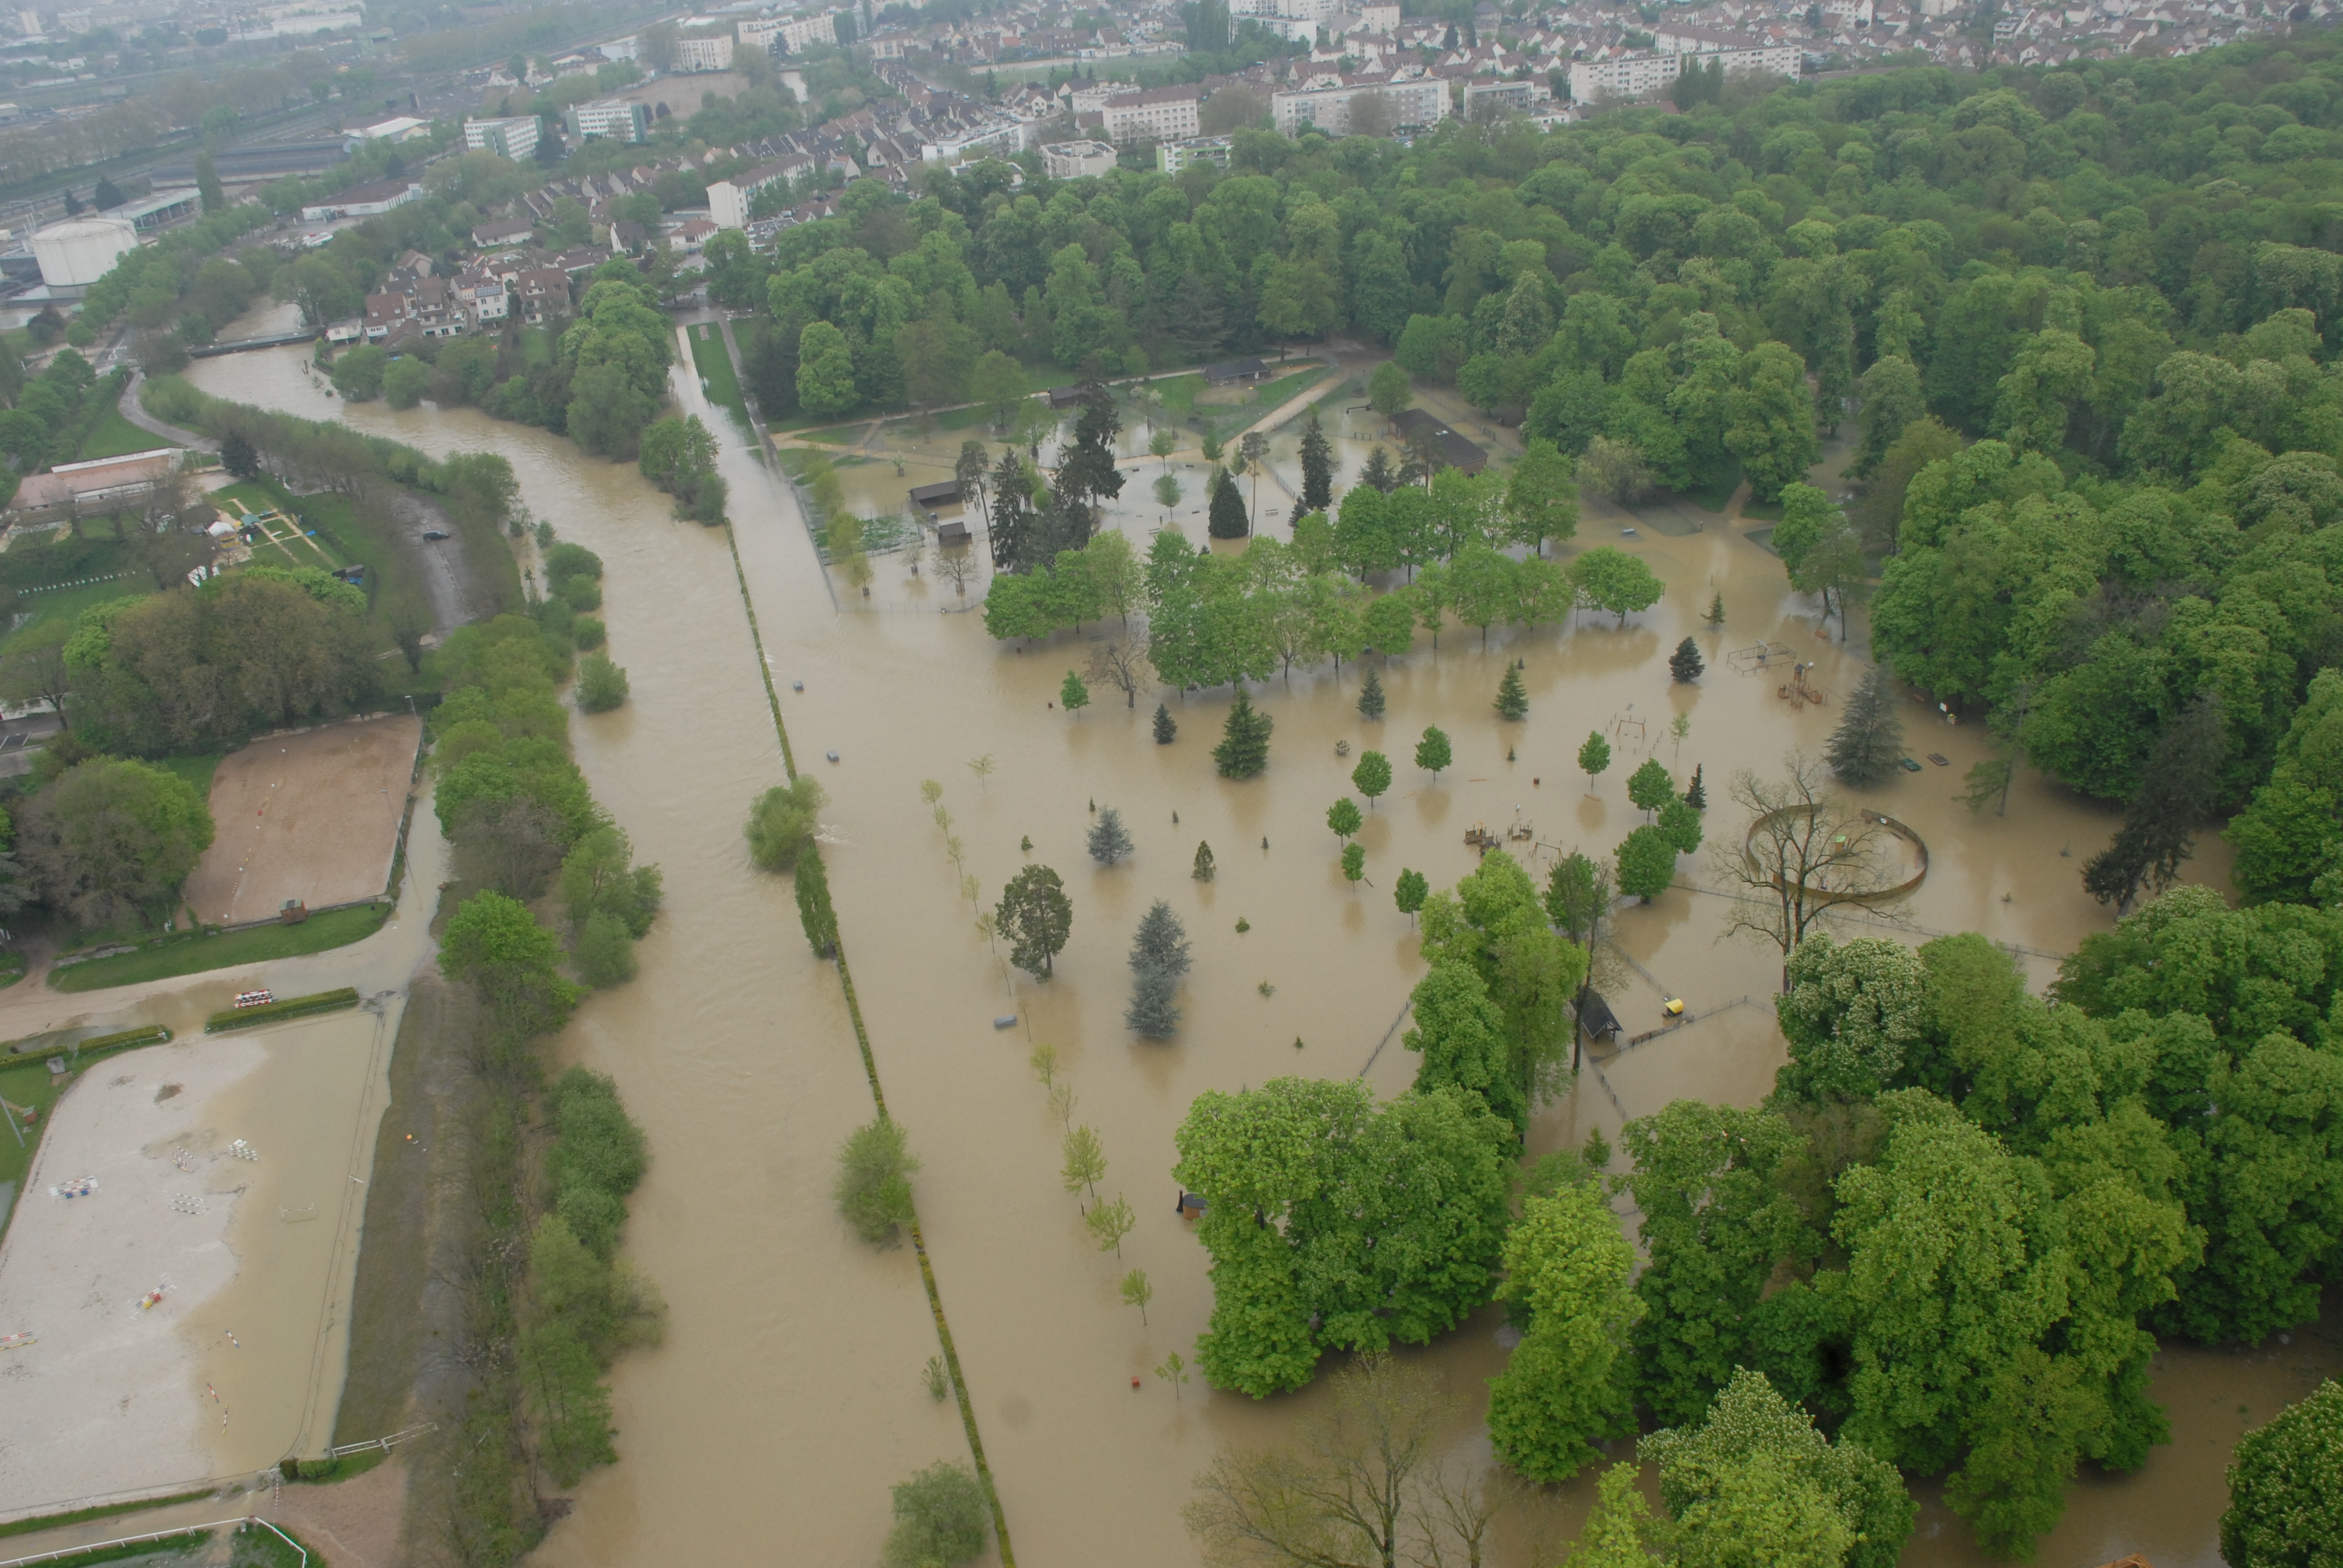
[188,340,2338,1568]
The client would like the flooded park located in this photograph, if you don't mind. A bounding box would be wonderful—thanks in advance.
[183,335,2343,1568]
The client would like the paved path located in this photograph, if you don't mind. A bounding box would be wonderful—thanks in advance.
[116,372,217,454]
[1230,357,1343,441]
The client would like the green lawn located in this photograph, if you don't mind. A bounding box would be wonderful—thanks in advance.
[155,752,223,803]
[687,324,752,436]
[50,903,390,994]
[1738,496,1786,523]
[1247,368,1330,410]
[75,404,170,462]
[0,1054,67,1209]
[1674,464,1743,514]
[1152,373,1207,413]
[211,478,350,570]
[1,575,147,658]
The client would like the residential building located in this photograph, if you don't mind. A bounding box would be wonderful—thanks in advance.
[737,17,787,50]
[1271,74,1448,136]
[464,115,542,160]
[362,291,408,341]
[770,12,837,52]
[1041,139,1118,179]
[410,275,467,338]
[1568,42,1796,102]
[471,217,536,249]
[920,116,1030,163]
[1100,84,1199,143]
[1157,134,1233,174]
[1461,76,1548,119]
[675,33,735,71]
[514,267,571,324]
[667,217,720,252]
[568,98,651,144]
[709,154,815,228]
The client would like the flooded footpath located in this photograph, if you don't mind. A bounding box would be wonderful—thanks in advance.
[187,342,2339,1568]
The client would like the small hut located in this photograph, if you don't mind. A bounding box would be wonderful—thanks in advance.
[1576,990,1622,1044]
[909,480,963,514]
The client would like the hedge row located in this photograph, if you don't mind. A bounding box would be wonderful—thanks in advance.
[204,986,361,1033]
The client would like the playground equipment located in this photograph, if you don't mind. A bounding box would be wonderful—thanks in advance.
[1727,641,1796,673]
[1778,662,1826,708]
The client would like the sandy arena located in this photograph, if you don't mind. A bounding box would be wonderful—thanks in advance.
[0,1010,396,1521]
[183,716,421,927]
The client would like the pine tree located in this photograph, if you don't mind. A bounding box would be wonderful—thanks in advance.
[1192,840,1216,881]
[1126,965,1181,1037]
[1493,663,1529,720]
[1358,668,1386,720]
[1213,691,1273,778]
[1061,670,1090,714]
[1088,807,1133,864]
[1670,636,1705,682]
[1703,590,1726,628]
[1208,466,1248,539]
[1130,900,1192,976]
[1826,664,1906,786]
[1299,405,1334,515]
[1360,445,1398,494]
[1152,702,1176,743]
[1684,763,1707,811]
[1126,900,1190,1038]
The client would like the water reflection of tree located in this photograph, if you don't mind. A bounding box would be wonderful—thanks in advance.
[1711,752,1907,992]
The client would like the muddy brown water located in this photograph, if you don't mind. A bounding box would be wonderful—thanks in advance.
[187,342,2339,1567]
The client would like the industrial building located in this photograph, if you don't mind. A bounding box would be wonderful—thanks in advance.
[29,215,135,289]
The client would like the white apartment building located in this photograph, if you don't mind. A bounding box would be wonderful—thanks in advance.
[675,33,735,70]
[1462,76,1550,119]
[464,116,541,160]
[737,16,786,49]
[921,117,1030,163]
[1041,139,1118,180]
[1569,42,1795,102]
[1069,79,1141,113]
[767,12,837,52]
[1233,0,1335,41]
[709,154,816,228]
[1101,85,1200,144]
[1158,134,1234,174]
[1271,74,1448,136]
[569,98,651,142]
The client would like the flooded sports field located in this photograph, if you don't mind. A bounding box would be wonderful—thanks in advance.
[188,340,2341,1568]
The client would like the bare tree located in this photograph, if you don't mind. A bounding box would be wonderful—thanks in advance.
[1709,751,1907,991]
[930,540,977,596]
[1087,637,1151,709]
[1187,1354,1504,1568]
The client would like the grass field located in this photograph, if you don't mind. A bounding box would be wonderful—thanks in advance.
[0,575,147,659]
[154,752,222,804]
[687,324,752,436]
[49,902,390,994]
[0,1054,67,1206]
[74,405,169,463]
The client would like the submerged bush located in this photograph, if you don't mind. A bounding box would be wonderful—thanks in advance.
[834,1117,919,1244]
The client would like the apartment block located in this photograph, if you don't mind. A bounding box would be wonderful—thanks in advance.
[568,98,651,143]
[1100,85,1200,144]
[464,115,542,160]
[1271,75,1448,137]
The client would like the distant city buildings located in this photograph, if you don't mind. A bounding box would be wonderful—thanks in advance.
[1272,76,1448,137]
[1158,134,1234,174]
[1041,139,1118,178]
[568,99,652,145]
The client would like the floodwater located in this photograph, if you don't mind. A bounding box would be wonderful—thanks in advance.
[186,339,2339,1568]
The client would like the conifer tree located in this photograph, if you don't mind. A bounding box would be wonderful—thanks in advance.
[1208,466,1248,538]
[1670,636,1705,682]
[1130,900,1192,976]
[1153,702,1176,743]
[1214,691,1273,777]
[1704,590,1725,628]
[1827,664,1906,786]
[1192,840,1216,881]
[1684,763,1707,811]
[1299,405,1334,515]
[1088,806,1133,864]
[1360,444,1398,494]
[1061,669,1090,714]
[1126,900,1190,1038]
[1357,668,1386,720]
[1495,663,1529,720]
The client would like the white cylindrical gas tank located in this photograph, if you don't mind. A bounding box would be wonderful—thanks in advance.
[30,215,136,288]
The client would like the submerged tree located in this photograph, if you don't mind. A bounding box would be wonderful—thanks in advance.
[1127,899,1190,1038]
[1153,702,1177,743]
[1352,749,1392,809]
[2083,691,2227,915]
[1670,636,1706,682]
[1827,665,1907,787]
[834,1117,919,1244]
[1088,806,1133,865]
[1711,753,1905,991]
[1494,662,1529,720]
[1299,405,1334,515]
[1193,840,1216,881]
[1358,667,1387,720]
[1214,691,1274,779]
[997,864,1073,976]
[1487,1181,1642,1481]
[1416,725,1452,783]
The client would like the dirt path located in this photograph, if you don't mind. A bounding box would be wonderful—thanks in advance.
[118,373,217,454]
